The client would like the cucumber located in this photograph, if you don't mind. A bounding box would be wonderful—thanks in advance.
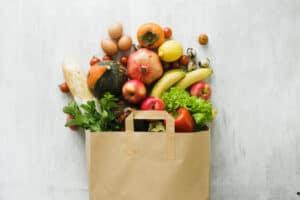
[151,69,186,97]
[176,68,213,89]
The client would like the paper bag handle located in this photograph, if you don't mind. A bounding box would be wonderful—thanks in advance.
[125,111,175,159]
[125,110,175,133]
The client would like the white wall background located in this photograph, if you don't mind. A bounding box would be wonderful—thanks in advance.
[0,0,300,199]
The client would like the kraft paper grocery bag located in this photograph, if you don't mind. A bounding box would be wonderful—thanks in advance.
[86,110,210,200]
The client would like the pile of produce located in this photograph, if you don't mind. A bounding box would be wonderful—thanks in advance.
[60,22,215,132]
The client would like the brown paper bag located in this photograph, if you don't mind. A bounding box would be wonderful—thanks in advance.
[86,110,210,200]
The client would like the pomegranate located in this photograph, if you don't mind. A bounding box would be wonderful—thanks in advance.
[127,48,163,85]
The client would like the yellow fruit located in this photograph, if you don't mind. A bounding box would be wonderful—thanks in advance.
[158,40,183,62]
[151,69,185,97]
[176,68,213,89]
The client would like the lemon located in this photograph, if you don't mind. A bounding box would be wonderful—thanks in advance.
[158,40,183,62]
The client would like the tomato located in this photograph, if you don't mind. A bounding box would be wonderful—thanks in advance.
[89,56,101,66]
[66,115,78,131]
[179,55,190,65]
[59,82,70,93]
[163,27,172,39]
[120,56,128,66]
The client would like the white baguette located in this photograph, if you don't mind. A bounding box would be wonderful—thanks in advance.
[62,57,95,104]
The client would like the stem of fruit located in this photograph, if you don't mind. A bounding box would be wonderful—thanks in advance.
[140,65,148,74]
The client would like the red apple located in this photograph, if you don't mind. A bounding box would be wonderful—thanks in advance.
[127,48,163,85]
[140,97,165,110]
[122,80,147,104]
[190,81,212,100]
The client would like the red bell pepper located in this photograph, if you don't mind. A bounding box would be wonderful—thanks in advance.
[174,108,195,132]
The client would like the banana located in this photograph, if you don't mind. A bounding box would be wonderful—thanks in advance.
[151,69,186,97]
[176,68,213,89]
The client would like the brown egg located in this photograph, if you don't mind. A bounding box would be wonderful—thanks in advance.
[118,35,132,51]
[108,23,123,39]
[101,39,118,56]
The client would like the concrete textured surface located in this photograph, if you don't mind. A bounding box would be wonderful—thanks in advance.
[0,0,300,199]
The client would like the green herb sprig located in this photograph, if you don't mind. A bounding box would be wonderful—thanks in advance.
[63,93,121,132]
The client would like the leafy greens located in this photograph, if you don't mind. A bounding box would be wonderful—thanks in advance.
[63,93,121,132]
[161,87,214,128]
